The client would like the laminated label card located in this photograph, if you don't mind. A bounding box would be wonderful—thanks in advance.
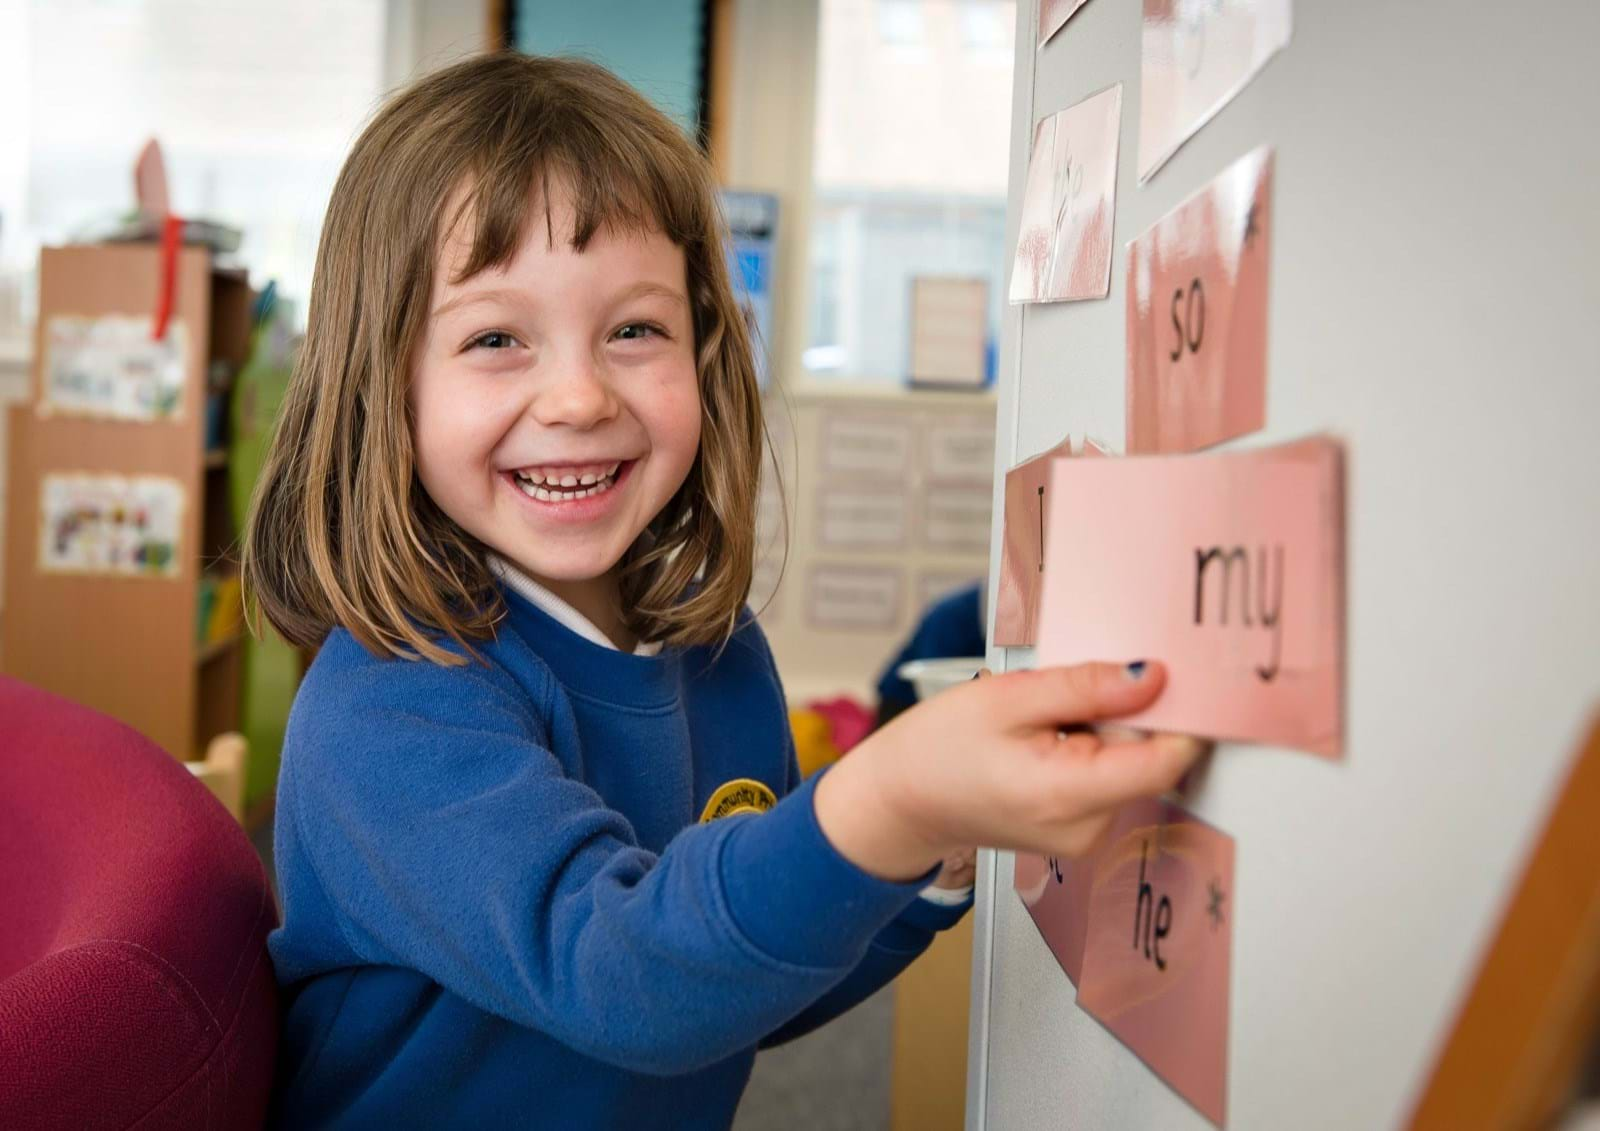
[1127,146,1273,455]
[1037,436,1344,755]
[1139,0,1292,182]
[1076,799,1235,1127]
[1009,85,1122,304]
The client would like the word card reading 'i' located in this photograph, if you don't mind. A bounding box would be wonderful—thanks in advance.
[1127,145,1274,455]
[1037,435,1345,755]
[1075,798,1236,1127]
[993,437,1107,647]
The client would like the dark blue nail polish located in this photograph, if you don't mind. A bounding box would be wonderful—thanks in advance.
[1125,660,1148,680]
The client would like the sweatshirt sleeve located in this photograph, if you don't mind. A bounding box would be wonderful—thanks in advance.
[282,652,932,1077]
[760,888,971,1048]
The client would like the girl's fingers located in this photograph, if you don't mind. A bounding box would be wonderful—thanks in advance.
[1064,731,1209,810]
[983,661,1167,730]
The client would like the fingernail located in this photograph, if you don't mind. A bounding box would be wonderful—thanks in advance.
[1124,660,1149,680]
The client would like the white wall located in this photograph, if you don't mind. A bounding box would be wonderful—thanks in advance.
[970,1,1600,1128]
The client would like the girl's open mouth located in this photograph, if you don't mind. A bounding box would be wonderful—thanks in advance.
[509,460,628,503]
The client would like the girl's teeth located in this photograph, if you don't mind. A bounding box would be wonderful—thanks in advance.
[514,468,619,503]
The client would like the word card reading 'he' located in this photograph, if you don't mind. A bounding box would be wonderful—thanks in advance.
[1127,146,1273,455]
[1037,436,1344,755]
[1075,798,1235,1127]
[994,438,1107,646]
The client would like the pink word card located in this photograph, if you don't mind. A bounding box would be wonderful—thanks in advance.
[1009,85,1122,305]
[1076,798,1235,1127]
[994,437,1107,647]
[1037,436,1344,756]
[1014,846,1095,985]
[1039,0,1093,47]
[1127,146,1273,455]
[1139,0,1291,182]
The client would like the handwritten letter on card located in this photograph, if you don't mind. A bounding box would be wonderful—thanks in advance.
[1037,437,1344,755]
[1009,85,1122,304]
[1127,146,1273,455]
[1075,800,1235,1126]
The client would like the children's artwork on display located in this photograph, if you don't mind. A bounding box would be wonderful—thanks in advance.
[1127,146,1274,454]
[1138,0,1292,182]
[1074,798,1236,1127]
[42,315,189,421]
[720,190,779,390]
[1009,84,1123,304]
[1037,436,1345,755]
[908,276,989,388]
[992,435,1104,647]
[38,473,185,578]
[805,565,903,631]
[1038,0,1093,47]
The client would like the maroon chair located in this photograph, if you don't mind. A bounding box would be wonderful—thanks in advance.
[0,676,279,1129]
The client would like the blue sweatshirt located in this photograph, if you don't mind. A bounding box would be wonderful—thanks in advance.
[267,586,970,1128]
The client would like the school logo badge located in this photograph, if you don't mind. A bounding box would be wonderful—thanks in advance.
[699,778,777,823]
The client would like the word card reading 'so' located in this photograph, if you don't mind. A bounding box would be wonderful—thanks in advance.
[1037,436,1344,755]
[1127,145,1274,455]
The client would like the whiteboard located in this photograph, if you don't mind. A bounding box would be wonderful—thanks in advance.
[970,1,1600,1128]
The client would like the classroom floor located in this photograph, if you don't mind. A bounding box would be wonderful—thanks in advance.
[248,823,893,1130]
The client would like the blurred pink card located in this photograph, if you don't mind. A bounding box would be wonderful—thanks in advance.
[1139,0,1291,182]
[1009,85,1122,304]
[994,437,1108,646]
[1039,0,1093,46]
[1076,799,1235,1127]
[1037,436,1344,756]
[1014,848,1095,984]
[1127,146,1272,455]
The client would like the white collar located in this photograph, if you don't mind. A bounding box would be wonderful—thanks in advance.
[489,555,663,657]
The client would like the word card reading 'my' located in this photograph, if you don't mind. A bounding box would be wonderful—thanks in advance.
[1037,436,1344,755]
[1076,799,1235,1127]
[1127,146,1273,455]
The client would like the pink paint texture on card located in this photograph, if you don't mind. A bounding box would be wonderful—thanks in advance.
[1037,436,1344,755]
[1039,0,1093,46]
[1127,146,1272,455]
[1075,799,1235,1127]
[1009,85,1122,304]
[1138,0,1291,182]
[994,437,1108,646]
[1014,849,1096,984]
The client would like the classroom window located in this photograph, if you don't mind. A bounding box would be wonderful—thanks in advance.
[0,0,388,332]
[805,0,1015,384]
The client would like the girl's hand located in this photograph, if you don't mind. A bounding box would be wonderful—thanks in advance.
[813,661,1204,883]
[930,849,978,890]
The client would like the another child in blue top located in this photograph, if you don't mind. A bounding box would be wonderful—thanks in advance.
[243,54,1203,1129]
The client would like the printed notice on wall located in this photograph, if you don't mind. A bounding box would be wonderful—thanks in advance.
[1139,0,1291,182]
[923,414,996,486]
[1127,146,1273,454]
[42,315,189,421]
[1010,84,1122,304]
[39,473,185,578]
[1076,799,1235,1127]
[922,487,992,554]
[806,565,903,631]
[1037,436,1344,755]
[820,412,915,478]
[817,490,909,550]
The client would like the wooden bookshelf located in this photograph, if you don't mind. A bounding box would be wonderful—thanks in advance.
[1,244,252,760]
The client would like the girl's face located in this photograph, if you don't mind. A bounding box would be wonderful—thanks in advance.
[411,183,702,599]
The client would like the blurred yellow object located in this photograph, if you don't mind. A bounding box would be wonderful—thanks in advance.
[788,708,842,779]
[187,731,247,822]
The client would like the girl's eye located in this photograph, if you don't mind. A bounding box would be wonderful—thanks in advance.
[612,322,664,343]
[468,330,520,351]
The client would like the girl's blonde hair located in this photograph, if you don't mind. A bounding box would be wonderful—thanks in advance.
[243,53,768,664]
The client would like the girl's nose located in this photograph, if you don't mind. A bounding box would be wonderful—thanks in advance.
[530,360,621,431]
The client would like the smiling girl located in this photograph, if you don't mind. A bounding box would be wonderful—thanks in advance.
[245,54,1201,1128]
